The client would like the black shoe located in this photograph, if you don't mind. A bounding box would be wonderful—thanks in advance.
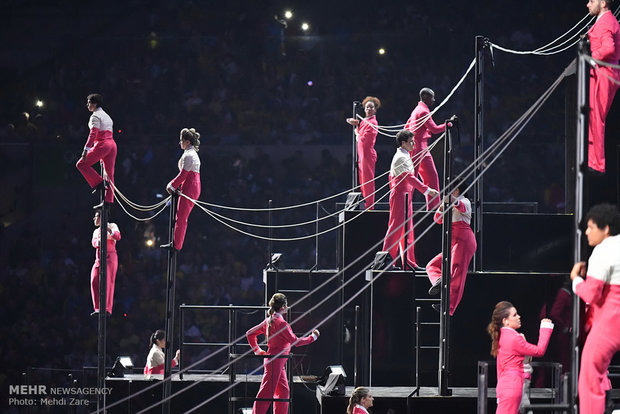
[90,310,99,316]
[160,242,176,250]
[432,303,441,312]
[428,279,442,296]
[413,265,426,273]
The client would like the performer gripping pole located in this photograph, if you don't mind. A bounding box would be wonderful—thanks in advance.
[163,128,201,250]
[382,130,439,270]
[76,93,116,205]
[405,88,456,210]
[90,208,120,315]
[346,96,381,210]
[586,0,620,173]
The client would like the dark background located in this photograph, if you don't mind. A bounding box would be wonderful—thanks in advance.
[1,0,619,411]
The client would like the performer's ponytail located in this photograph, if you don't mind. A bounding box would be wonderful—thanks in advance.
[149,329,166,350]
[347,387,370,414]
[487,301,513,357]
[266,293,287,338]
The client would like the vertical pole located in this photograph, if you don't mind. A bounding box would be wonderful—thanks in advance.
[415,306,421,395]
[571,41,589,414]
[179,305,184,380]
[354,305,359,387]
[162,193,178,414]
[438,123,454,396]
[314,202,319,270]
[352,102,359,190]
[96,177,107,411]
[228,307,234,414]
[477,361,488,414]
[473,36,486,271]
[403,193,410,270]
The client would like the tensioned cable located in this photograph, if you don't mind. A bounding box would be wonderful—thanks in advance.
[191,136,443,230]
[103,55,574,414]
[490,13,594,55]
[115,192,169,222]
[111,182,171,211]
[363,58,476,134]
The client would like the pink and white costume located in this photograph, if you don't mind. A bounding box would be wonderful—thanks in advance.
[357,115,378,209]
[588,10,620,173]
[425,195,477,315]
[246,312,317,414]
[405,102,445,210]
[76,107,116,203]
[143,344,179,376]
[382,147,432,268]
[91,222,120,314]
[573,234,620,414]
[167,146,201,250]
[352,405,370,414]
[495,322,554,414]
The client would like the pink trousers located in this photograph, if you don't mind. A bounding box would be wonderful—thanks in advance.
[253,356,289,414]
[174,178,200,250]
[358,143,377,209]
[91,249,118,313]
[426,223,476,315]
[76,139,117,203]
[588,65,620,173]
[413,151,440,210]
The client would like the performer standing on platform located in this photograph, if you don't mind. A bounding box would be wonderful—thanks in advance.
[487,301,554,414]
[246,293,320,414]
[425,182,477,315]
[90,209,120,315]
[164,128,201,251]
[76,93,116,204]
[346,96,381,209]
[570,203,620,414]
[586,0,620,173]
[346,387,374,414]
[405,88,454,210]
[144,330,180,377]
[383,130,439,270]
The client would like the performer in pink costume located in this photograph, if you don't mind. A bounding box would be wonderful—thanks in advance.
[570,203,620,414]
[246,293,319,414]
[586,0,620,173]
[425,182,477,315]
[346,387,374,414]
[143,330,180,376]
[487,301,553,414]
[76,93,116,204]
[405,88,453,210]
[165,128,201,250]
[346,96,381,209]
[382,130,439,269]
[90,209,120,314]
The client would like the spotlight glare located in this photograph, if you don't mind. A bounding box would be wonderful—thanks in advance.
[301,22,309,31]
[378,48,386,55]
[307,80,313,86]
[35,100,44,108]
[284,10,293,19]
[146,239,154,247]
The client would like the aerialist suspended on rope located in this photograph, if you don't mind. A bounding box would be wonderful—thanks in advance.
[586,0,620,173]
[382,130,439,271]
[346,96,381,210]
[76,93,116,205]
[406,88,456,210]
[163,128,201,251]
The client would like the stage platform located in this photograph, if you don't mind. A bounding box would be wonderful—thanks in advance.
[104,373,577,413]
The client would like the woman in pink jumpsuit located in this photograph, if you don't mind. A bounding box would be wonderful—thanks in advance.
[382,130,439,269]
[90,209,120,314]
[425,183,477,315]
[346,386,374,414]
[346,96,381,209]
[487,301,553,414]
[570,203,620,414]
[165,128,201,250]
[246,293,319,414]
[76,93,116,204]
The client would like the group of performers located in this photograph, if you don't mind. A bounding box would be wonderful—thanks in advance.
[75,94,203,315]
[73,1,620,409]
